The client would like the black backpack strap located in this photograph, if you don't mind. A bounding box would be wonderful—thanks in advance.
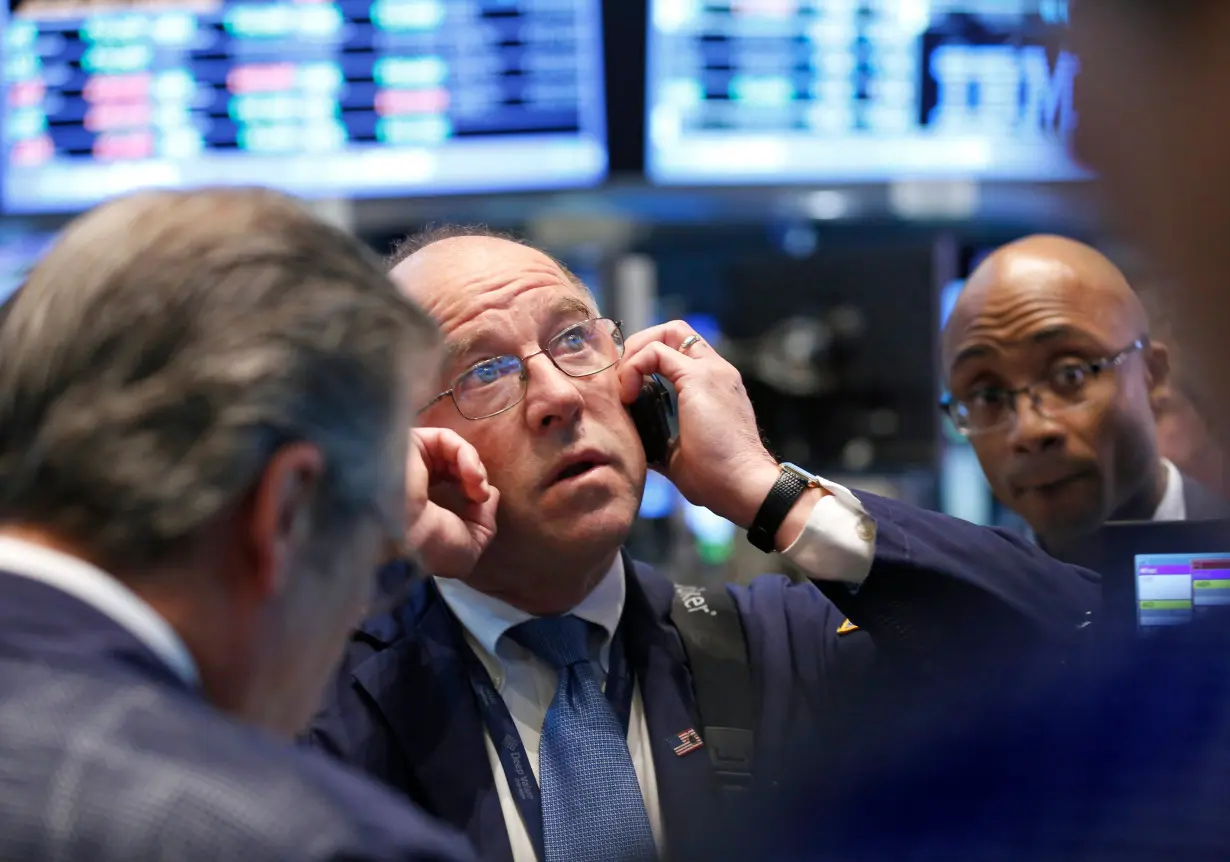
[670,584,757,800]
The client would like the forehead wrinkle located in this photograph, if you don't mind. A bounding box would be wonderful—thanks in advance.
[440,282,595,365]
[429,271,561,331]
[947,304,1104,376]
[391,235,595,367]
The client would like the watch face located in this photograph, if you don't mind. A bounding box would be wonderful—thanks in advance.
[780,462,820,487]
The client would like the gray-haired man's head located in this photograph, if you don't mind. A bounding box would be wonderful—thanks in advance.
[0,187,440,735]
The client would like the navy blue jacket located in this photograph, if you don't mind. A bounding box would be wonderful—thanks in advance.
[761,596,1230,862]
[304,492,1100,861]
[0,570,475,862]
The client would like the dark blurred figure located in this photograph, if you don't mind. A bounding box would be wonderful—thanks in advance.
[1134,279,1230,497]
[1156,387,1228,497]
[0,189,472,861]
[753,3,1230,861]
[1069,0,1230,438]
[942,235,1226,560]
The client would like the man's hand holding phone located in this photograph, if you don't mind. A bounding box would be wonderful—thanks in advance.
[406,427,499,580]
[618,320,827,535]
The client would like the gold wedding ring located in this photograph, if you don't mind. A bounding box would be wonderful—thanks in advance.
[679,334,702,354]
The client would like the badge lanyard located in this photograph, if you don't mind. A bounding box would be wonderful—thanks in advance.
[459,627,634,862]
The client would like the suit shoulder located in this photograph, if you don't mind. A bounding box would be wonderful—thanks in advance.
[0,663,471,861]
[352,572,434,653]
[730,573,843,625]
[728,574,851,660]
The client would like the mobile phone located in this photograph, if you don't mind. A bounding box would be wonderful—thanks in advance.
[628,374,678,468]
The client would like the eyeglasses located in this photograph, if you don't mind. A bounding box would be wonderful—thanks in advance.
[421,318,625,420]
[940,336,1148,437]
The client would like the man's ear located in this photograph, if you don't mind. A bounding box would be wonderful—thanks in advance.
[246,442,324,601]
[1145,340,1174,415]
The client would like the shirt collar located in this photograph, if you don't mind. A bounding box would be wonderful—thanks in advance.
[434,554,626,666]
[0,536,199,686]
[1153,458,1186,522]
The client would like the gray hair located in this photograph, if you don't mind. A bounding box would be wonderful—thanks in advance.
[0,187,439,570]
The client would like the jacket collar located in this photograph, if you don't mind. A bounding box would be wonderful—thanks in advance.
[350,553,720,861]
[352,577,513,862]
[0,569,196,697]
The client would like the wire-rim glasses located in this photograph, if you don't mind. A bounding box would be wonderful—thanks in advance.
[421,318,625,420]
[940,336,1149,437]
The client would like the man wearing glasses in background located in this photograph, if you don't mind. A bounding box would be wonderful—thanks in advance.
[306,225,1099,862]
[941,234,1227,562]
[756,3,1230,857]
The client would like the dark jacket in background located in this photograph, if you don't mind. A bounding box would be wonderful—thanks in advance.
[304,492,1099,862]
[759,599,1230,862]
[1182,472,1230,519]
[0,571,475,862]
[740,489,1230,861]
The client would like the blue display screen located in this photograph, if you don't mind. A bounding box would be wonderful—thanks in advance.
[1136,553,1230,631]
[647,0,1083,183]
[0,228,54,305]
[2,0,608,213]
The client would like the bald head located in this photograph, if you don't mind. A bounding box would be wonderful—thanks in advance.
[388,227,592,305]
[389,234,553,304]
[387,232,597,360]
[943,236,1147,370]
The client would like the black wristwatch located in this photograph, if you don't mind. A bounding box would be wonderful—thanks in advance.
[746,462,821,553]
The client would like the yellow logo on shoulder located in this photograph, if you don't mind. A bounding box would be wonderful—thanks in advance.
[836,618,859,635]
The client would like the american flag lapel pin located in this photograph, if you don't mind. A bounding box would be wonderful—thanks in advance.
[668,728,704,757]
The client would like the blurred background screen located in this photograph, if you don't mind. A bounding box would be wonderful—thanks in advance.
[4,0,1179,587]
[646,0,1080,184]
[1,0,609,213]
[0,227,54,304]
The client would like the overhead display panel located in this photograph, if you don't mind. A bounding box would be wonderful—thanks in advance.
[647,0,1083,184]
[2,0,608,213]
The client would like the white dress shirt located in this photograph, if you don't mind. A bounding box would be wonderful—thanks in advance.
[1154,458,1187,522]
[435,477,876,862]
[0,536,198,686]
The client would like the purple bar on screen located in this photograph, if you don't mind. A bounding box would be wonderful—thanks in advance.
[1137,566,1192,575]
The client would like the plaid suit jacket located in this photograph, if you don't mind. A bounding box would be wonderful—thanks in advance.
[0,570,474,862]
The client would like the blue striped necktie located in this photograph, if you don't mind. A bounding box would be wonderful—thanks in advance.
[509,615,658,862]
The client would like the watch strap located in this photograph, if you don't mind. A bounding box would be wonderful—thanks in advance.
[746,464,815,553]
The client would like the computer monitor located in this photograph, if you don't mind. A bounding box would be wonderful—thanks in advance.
[2,0,608,213]
[1072,520,1230,643]
[1136,550,1230,630]
[647,0,1083,184]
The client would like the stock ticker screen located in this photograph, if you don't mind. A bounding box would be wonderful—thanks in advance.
[647,0,1082,184]
[1,0,608,213]
[1136,553,1230,631]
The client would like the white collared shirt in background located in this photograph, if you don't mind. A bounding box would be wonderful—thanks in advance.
[435,478,876,862]
[0,536,198,686]
[1154,458,1187,522]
